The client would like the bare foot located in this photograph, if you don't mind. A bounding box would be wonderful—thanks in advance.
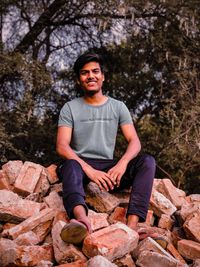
[127,214,139,231]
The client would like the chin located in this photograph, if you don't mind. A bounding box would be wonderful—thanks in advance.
[84,89,100,96]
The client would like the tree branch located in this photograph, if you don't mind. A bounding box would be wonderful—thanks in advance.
[14,0,66,53]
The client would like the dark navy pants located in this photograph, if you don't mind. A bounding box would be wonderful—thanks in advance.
[57,154,156,222]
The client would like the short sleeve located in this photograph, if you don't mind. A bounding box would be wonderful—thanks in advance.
[58,103,73,127]
[119,102,133,125]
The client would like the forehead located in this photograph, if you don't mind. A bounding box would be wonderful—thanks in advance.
[80,61,101,70]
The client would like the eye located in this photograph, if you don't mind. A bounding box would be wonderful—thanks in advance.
[80,70,87,75]
[93,69,100,74]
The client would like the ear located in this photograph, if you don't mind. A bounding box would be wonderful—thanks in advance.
[76,78,80,85]
[102,73,105,82]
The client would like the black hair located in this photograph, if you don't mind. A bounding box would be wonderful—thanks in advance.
[73,52,105,77]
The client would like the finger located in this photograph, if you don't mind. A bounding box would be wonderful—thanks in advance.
[99,177,109,191]
[112,176,117,185]
[102,172,115,186]
[94,179,104,191]
[104,172,113,180]
[103,175,115,190]
[116,174,122,187]
[111,174,117,185]
[107,171,118,184]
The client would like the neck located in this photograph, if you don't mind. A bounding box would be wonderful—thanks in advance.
[83,92,108,105]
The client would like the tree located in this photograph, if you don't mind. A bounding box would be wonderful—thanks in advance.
[100,1,200,193]
[0,1,199,193]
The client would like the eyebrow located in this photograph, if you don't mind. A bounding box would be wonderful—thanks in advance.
[80,68,100,72]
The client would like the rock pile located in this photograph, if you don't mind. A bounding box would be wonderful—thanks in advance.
[0,160,200,267]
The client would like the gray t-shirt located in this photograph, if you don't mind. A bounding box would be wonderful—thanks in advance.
[58,97,133,159]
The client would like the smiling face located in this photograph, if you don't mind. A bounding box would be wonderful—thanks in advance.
[77,61,105,95]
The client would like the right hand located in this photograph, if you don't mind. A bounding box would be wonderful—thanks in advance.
[84,166,114,191]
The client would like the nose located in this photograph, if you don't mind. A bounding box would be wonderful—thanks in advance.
[88,71,95,79]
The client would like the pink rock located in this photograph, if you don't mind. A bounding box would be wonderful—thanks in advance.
[88,209,109,231]
[138,210,155,229]
[112,188,131,207]
[150,190,177,217]
[114,253,136,267]
[191,259,200,267]
[132,237,175,260]
[0,189,41,223]
[51,220,87,264]
[178,239,200,260]
[179,202,200,221]
[157,179,186,209]
[166,243,187,265]
[53,211,69,226]
[136,250,185,267]
[144,209,155,226]
[86,182,120,213]
[14,230,40,245]
[171,227,186,248]
[14,161,43,196]
[25,192,43,202]
[183,211,200,242]
[19,243,54,266]
[0,238,53,266]
[46,164,59,184]
[83,222,139,261]
[87,255,117,266]
[55,261,87,267]
[152,178,163,190]
[2,208,55,241]
[108,207,127,224]
[34,167,50,196]
[0,238,16,266]
[36,260,53,267]
[158,214,174,230]
[136,225,172,244]
[2,160,23,185]
[44,191,65,212]
[0,170,12,190]
[186,194,200,204]
[3,222,17,230]
[43,233,53,245]
[50,183,63,194]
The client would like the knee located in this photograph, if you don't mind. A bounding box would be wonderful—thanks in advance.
[58,159,83,183]
[142,154,156,171]
[62,159,82,170]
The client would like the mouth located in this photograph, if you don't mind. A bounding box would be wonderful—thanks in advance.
[87,81,96,86]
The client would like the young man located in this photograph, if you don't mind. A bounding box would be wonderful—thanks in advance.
[56,52,156,245]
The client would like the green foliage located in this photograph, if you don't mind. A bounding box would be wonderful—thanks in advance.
[0,0,200,193]
[0,52,58,166]
[138,88,200,194]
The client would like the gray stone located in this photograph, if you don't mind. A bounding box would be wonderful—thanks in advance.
[136,250,188,267]
[86,182,120,213]
[87,255,117,267]
[150,190,177,217]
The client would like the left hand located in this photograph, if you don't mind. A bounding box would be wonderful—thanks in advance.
[107,161,128,187]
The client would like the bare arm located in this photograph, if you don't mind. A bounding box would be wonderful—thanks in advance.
[56,126,86,166]
[56,126,114,191]
[107,123,141,186]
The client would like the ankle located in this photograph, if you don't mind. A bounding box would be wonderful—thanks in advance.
[73,205,87,220]
[127,214,139,231]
